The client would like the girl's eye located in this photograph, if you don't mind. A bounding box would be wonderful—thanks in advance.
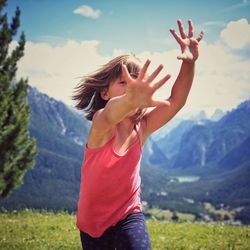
[119,81,127,85]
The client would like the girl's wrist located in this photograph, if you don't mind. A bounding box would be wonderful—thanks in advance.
[182,60,196,66]
[123,94,138,110]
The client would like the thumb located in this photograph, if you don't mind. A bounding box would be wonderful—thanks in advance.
[177,54,187,60]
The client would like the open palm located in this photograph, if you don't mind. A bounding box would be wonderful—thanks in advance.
[170,20,204,62]
[122,60,171,109]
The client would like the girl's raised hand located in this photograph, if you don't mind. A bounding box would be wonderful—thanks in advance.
[170,19,204,63]
[122,60,171,109]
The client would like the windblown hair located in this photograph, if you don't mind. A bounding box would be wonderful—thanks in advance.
[72,54,146,121]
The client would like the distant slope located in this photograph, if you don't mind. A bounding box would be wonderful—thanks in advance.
[154,99,250,169]
[1,87,250,224]
[219,137,250,169]
[0,87,90,211]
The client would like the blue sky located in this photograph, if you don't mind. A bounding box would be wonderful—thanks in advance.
[6,0,250,54]
[5,0,250,116]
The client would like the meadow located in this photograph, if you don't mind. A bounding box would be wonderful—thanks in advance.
[0,209,249,250]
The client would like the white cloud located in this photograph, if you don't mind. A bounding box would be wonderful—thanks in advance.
[73,5,101,19]
[220,19,250,49]
[135,40,250,116]
[188,40,250,114]
[14,40,110,104]
[13,19,250,117]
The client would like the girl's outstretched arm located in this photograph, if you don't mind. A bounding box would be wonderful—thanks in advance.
[142,19,204,139]
[88,60,171,147]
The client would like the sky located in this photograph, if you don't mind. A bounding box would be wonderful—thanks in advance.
[5,0,250,117]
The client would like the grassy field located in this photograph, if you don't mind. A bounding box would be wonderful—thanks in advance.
[0,209,249,250]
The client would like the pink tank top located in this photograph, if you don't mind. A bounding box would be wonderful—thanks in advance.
[76,123,142,238]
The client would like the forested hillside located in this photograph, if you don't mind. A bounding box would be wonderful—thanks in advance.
[0,87,249,224]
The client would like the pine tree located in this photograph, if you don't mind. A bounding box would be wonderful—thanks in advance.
[0,0,37,197]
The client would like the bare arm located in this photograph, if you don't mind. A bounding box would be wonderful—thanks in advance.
[143,19,204,139]
[92,94,135,132]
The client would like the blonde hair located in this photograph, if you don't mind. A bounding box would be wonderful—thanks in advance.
[72,54,146,121]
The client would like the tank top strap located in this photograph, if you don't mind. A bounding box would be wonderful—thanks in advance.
[134,122,142,148]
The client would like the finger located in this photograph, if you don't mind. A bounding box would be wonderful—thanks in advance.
[196,31,204,42]
[190,38,199,46]
[151,99,170,107]
[177,19,187,39]
[138,59,151,81]
[152,74,171,90]
[177,54,187,60]
[188,19,194,38]
[122,64,134,84]
[170,28,185,47]
[146,64,164,83]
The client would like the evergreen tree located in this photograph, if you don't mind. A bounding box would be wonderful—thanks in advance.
[0,0,37,197]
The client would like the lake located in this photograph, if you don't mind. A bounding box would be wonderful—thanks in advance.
[170,176,200,183]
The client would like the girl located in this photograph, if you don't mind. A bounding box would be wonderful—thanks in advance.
[73,20,204,250]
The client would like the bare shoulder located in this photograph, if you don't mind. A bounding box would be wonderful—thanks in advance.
[87,109,115,149]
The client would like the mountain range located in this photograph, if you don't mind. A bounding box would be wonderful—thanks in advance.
[0,86,249,224]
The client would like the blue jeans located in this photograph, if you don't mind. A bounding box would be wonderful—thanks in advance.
[80,212,151,250]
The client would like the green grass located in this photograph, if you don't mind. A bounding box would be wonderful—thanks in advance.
[147,220,250,250]
[0,209,249,250]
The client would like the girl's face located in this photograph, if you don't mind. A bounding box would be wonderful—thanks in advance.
[104,70,140,99]
[101,75,129,100]
[107,77,127,98]
[101,76,139,117]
